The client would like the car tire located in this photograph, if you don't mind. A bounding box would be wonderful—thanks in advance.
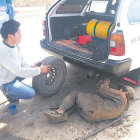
[32,74,40,92]
[32,56,67,97]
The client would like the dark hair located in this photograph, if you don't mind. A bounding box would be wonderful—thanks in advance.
[118,85,128,92]
[0,20,20,40]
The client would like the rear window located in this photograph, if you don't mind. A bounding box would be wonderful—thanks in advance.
[56,0,88,14]
[88,0,119,14]
[89,1,108,13]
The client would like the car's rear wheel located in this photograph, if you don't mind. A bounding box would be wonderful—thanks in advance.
[32,56,67,97]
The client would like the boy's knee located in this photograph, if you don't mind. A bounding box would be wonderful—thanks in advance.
[28,88,35,99]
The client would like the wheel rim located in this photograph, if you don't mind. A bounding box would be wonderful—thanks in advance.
[45,67,56,85]
[44,65,64,90]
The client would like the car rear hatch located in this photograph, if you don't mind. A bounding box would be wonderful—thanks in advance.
[42,0,121,62]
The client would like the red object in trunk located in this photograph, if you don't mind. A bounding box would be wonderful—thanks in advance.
[78,35,92,45]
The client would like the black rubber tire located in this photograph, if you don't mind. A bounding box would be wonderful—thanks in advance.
[32,56,67,97]
[32,75,40,92]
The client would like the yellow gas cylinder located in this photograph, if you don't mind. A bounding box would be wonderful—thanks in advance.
[86,19,113,39]
[95,20,113,39]
[86,19,98,38]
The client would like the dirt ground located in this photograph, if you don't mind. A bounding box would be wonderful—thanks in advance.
[0,63,140,140]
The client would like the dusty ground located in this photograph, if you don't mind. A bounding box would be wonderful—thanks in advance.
[0,63,140,140]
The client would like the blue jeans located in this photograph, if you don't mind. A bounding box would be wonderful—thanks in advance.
[0,77,35,100]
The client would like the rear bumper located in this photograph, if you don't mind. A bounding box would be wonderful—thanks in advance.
[63,57,131,76]
[104,59,131,75]
[40,40,131,76]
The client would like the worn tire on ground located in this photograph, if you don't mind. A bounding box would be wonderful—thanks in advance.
[32,56,67,97]
[32,75,40,92]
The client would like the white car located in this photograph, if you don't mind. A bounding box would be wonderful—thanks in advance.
[33,0,140,97]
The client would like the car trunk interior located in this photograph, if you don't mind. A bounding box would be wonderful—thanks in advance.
[50,13,115,61]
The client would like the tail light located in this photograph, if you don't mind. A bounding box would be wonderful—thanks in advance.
[110,33,125,56]
[42,20,46,36]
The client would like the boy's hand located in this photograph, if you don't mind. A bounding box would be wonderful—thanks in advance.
[40,62,51,73]
[31,60,44,67]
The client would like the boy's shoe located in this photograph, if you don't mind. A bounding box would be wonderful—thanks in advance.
[2,91,19,105]
[6,96,19,105]
[44,110,68,123]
